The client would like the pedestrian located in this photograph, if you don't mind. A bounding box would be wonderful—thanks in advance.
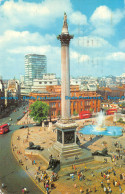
[74,183,77,188]
[101,181,104,188]
[109,187,112,193]
[26,166,28,170]
[38,177,40,183]
[80,186,83,193]
[32,160,34,165]
[120,173,123,180]
[104,186,106,193]
[38,166,40,171]
[71,174,74,181]
[22,188,24,194]
[43,181,45,188]
[74,165,76,170]
[119,184,122,192]
[34,160,35,165]
[113,170,116,176]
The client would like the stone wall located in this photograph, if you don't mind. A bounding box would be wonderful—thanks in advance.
[94,156,112,163]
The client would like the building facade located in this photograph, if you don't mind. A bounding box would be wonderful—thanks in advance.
[5,79,20,107]
[33,73,60,87]
[24,54,47,86]
[28,85,101,119]
[0,80,5,112]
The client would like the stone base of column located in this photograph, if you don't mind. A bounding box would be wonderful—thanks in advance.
[47,120,93,167]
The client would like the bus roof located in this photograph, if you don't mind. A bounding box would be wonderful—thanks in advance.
[0,124,9,128]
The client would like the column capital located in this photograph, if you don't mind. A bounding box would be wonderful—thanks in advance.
[57,34,74,46]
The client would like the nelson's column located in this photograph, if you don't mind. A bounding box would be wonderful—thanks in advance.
[49,13,92,166]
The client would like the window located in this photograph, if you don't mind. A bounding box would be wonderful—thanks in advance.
[50,82,52,84]
[39,82,42,84]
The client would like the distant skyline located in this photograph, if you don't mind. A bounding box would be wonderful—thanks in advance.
[0,0,125,79]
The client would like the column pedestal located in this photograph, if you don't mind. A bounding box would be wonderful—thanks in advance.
[48,119,93,166]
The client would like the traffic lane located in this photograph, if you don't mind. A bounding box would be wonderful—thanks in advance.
[0,105,28,125]
[0,127,43,194]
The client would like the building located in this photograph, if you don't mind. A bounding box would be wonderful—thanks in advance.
[33,73,60,87]
[20,73,60,96]
[24,54,47,86]
[97,86,125,102]
[29,85,101,119]
[5,79,20,107]
[0,80,5,112]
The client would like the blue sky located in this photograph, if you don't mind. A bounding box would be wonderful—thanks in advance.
[0,0,125,79]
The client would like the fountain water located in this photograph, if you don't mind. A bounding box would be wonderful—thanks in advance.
[94,111,106,131]
[79,111,122,136]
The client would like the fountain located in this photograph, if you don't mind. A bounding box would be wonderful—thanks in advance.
[95,111,106,131]
[79,111,123,136]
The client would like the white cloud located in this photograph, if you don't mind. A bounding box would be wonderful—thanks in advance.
[90,6,125,37]
[69,11,87,25]
[71,50,90,62]
[0,30,56,49]
[0,0,72,33]
[119,39,125,50]
[107,52,125,61]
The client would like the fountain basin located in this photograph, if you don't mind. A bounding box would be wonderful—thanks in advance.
[79,125,122,136]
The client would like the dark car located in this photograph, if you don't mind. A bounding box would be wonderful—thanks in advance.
[33,123,41,126]
[24,126,28,128]
[17,114,24,121]
[19,126,25,129]
[19,125,28,129]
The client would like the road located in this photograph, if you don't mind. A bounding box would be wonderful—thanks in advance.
[0,104,43,194]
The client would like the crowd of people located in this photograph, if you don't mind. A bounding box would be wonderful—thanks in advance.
[34,167,58,194]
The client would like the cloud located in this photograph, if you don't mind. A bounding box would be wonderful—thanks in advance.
[69,11,87,25]
[90,6,125,37]
[71,50,90,63]
[0,30,56,49]
[0,29,60,78]
[0,0,72,33]
[106,52,125,61]
[119,39,125,51]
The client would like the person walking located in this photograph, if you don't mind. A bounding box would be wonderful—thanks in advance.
[80,186,83,193]
[104,186,106,193]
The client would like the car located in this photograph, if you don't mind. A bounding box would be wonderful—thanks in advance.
[33,123,41,126]
[19,126,25,129]
[24,126,28,128]
[19,125,28,129]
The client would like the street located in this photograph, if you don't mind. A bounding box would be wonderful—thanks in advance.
[0,104,43,194]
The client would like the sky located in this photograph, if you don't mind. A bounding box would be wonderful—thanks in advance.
[0,0,125,79]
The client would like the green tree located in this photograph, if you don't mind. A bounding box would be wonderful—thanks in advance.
[29,101,49,123]
[73,110,78,116]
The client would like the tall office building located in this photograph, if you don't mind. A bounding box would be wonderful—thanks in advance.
[25,54,47,86]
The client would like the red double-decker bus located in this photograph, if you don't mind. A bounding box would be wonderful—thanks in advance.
[106,109,117,115]
[79,111,92,119]
[0,124,9,135]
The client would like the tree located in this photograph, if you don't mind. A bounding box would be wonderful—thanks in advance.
[29,101,49,123]
[73,110,78,116]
